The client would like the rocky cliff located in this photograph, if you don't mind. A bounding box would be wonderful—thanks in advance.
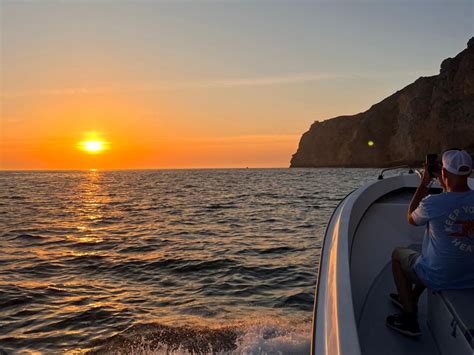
[290,38,474,168]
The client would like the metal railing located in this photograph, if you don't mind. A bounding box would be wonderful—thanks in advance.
[377,165,415,180]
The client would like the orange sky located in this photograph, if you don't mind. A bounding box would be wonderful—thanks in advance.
[1,1,472,170]
[1,86,301,169]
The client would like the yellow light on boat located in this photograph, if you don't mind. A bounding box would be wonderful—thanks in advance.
[368,140,375,147]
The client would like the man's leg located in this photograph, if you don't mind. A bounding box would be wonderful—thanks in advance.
[386,247,422,336]
[391,247,416,313]
[412,283,426,306]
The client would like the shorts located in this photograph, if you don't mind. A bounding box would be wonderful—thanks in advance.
[397,248,426,287]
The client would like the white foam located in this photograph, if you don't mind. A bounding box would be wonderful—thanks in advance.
[91,319,311,354]
[234,321,310,355]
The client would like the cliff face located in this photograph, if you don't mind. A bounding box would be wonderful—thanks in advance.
[290,38,474,168]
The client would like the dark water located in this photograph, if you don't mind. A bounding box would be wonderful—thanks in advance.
[0,168,378,354]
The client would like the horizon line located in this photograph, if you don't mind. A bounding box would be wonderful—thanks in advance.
[0,166,294,172]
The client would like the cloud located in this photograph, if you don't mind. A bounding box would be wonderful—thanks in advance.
[0,72,355,99]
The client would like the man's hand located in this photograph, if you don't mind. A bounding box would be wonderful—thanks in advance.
[420,164,431,187]
[407,165,431,225]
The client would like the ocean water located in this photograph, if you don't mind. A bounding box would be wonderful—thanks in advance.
[0,168,379,354]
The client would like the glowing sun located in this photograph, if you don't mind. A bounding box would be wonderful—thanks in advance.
[78,136,108,154]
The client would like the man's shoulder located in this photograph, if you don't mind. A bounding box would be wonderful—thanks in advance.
[419,193,453,211]
[421,193,445,205]
[423,190,474,209]
[435,190,474,200]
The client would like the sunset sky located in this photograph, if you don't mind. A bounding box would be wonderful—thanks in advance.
[1,0,473,169]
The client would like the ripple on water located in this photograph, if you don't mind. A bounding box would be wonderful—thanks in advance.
[0,168,378,353]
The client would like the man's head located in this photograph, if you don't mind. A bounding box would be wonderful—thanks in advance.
[440,149,472,191]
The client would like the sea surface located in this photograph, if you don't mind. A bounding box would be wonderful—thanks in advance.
[0,168,379,354]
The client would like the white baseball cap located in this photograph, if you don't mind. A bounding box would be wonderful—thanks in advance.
[442,150,473,176]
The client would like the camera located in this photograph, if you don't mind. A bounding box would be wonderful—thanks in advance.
[426,154,441,178]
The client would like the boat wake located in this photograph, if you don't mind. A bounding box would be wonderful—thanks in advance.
[87,320,310,354]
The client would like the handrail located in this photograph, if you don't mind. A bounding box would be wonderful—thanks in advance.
[377,165,414,180]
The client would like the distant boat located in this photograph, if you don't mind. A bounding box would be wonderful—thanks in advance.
[312,170,474,355]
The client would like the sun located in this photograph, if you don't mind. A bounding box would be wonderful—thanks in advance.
[83,140,104,153]
[78,133,108,154]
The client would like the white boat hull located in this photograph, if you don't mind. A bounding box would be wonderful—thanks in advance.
[312,174,474,355]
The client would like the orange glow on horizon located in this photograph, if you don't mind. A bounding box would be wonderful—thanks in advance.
[1,64,302,170]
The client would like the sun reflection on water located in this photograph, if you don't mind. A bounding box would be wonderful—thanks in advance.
[73,169,111,244]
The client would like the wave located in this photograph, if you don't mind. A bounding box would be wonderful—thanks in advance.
[87,323,239,354]
[0,296,33,309]
[11,233,45,241]
[174,258,237,273]
[276,292,314,311]
[205,203,237,210]
[236,321,310,355]
[258,246,297,254]
[87,320,310,354]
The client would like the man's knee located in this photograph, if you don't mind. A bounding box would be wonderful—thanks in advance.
[392,247,405,262]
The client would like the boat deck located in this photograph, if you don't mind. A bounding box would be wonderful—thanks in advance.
[357,262,440,355]
[313,176,474,355]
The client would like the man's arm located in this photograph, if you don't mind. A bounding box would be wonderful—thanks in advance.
[407,167,431,226]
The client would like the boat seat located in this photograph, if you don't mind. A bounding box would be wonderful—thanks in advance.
[427,288,474,354]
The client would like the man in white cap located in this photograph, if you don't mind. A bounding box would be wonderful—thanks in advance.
[386,149,474,337]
